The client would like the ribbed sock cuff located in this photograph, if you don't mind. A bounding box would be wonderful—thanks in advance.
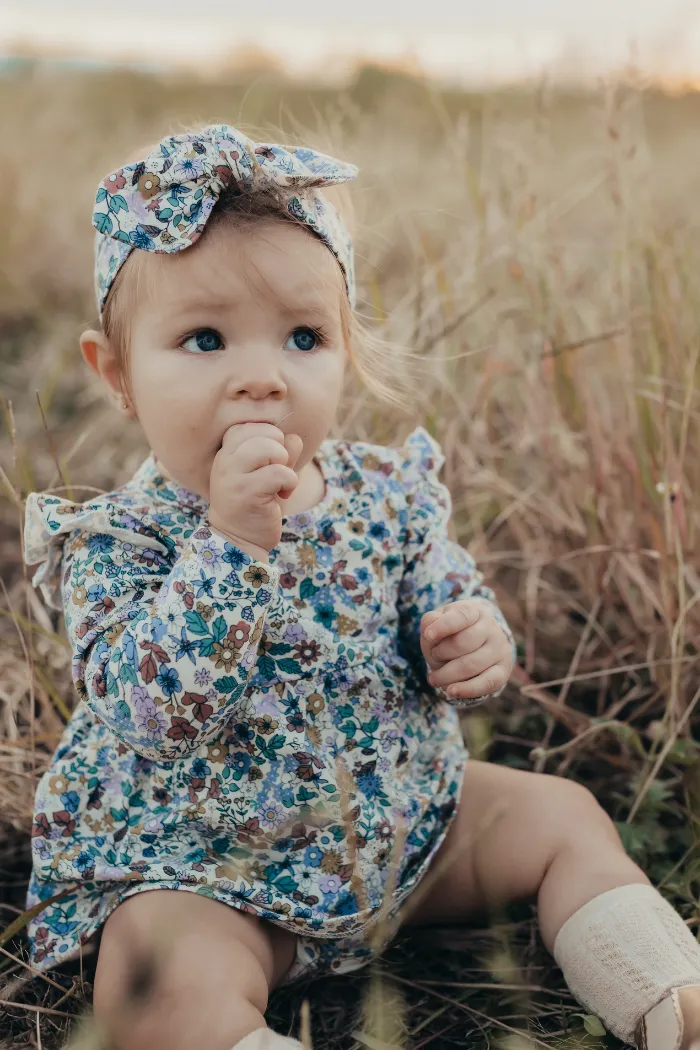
[553,884,700,1043]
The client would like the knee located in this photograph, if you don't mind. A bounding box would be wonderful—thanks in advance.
[93,893,282,1050]
[531,773,615,841]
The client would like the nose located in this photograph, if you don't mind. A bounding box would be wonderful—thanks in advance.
[226,347,288,402]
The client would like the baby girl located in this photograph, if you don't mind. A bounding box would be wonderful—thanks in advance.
[24,124,700,1050]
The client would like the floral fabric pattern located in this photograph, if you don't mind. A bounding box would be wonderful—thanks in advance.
[92,124,358,315]
[23,428,512,971]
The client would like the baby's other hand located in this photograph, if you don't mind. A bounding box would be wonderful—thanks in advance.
[420,600,513,702]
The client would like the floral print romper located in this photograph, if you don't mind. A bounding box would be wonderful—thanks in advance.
[23,428,512,978]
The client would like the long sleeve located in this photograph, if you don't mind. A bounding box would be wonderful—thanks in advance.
[24,492,277,761]
[396,429,515,706]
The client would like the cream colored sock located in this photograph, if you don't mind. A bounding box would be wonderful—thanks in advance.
[553,883,700,1044]
[232,1028,303,1050]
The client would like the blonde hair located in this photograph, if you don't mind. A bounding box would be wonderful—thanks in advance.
[101,181,408,407]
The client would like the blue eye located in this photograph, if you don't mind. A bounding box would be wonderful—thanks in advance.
[181,329,224,354]
[285,327,319,352]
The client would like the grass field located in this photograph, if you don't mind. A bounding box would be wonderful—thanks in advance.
[1,61,700,1048]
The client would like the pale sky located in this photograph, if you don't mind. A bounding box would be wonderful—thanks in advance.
[3,0,700,82]
[3,0,692,38]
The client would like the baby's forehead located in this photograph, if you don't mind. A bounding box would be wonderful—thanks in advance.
[151,223,344,308]
[132,220,345,318]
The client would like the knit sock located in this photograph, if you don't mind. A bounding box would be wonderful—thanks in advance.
[552,883,700,1044]
[232,1028,303,1050]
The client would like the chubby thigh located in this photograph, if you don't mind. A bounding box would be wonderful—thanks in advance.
[93,889,297,1050]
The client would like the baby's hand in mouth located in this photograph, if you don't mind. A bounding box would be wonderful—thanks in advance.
[208,423,303,560]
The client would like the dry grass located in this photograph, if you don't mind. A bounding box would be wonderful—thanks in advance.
[1,61,700,1048]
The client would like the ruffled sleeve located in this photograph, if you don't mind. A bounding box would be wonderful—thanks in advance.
[24,492,169,612]
[396,427,515,707]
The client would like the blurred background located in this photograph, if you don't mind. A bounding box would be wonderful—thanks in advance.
[2,1,700,1048]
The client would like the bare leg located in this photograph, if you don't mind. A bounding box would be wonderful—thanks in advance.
[406,759,647,949]
[92,890,297,1050]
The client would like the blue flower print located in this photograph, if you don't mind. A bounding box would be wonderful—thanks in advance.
[307,585,331,608]
[130,225,155,250]
[45,914,79,937]
[194,570,215,598]
[315,546,334,567]
[87,534,115,556]
[191,757,210,779]
[155,666,182,697]
[356,771,383,800]
[61,792,81,813]
[21,426,513,972]
[233,723,255,745]
[229,752,252,778]
[73,851,95,873]
[149,617,168,643]
[314,605,337,630]
[304,846,324,868]
[334,891,358,916]
[222,545,249,570]
[173,156,206,181]
[369,522,390,541]
[171,627,198,664]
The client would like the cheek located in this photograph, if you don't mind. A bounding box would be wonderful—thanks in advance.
[300,352,345,402]
[128,351,203,416]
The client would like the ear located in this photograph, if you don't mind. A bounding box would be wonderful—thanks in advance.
[80,329,134,418]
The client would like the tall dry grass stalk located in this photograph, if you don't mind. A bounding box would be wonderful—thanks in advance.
[1,65,700,1047]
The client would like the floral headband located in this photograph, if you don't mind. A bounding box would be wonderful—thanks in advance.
[92,124,359,316]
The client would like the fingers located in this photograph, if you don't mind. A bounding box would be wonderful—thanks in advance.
[429,618,490,663]
[284,433,303,472]
[421,601,482,647]
[250,464,299,498]
[277,471,300,501]
[430,661,510,701]
[427,643,499,688]
[231,437,290,474]
[218,427,303,487]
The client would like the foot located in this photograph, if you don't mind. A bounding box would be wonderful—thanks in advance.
[636,987,700,1050]
[679,988,700,1050]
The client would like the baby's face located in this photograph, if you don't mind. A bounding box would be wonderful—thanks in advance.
[123,220,347,502]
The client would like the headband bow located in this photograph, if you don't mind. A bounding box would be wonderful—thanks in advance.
[93,124,358,315]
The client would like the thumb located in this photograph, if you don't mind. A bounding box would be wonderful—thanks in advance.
[284,433,303,471]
